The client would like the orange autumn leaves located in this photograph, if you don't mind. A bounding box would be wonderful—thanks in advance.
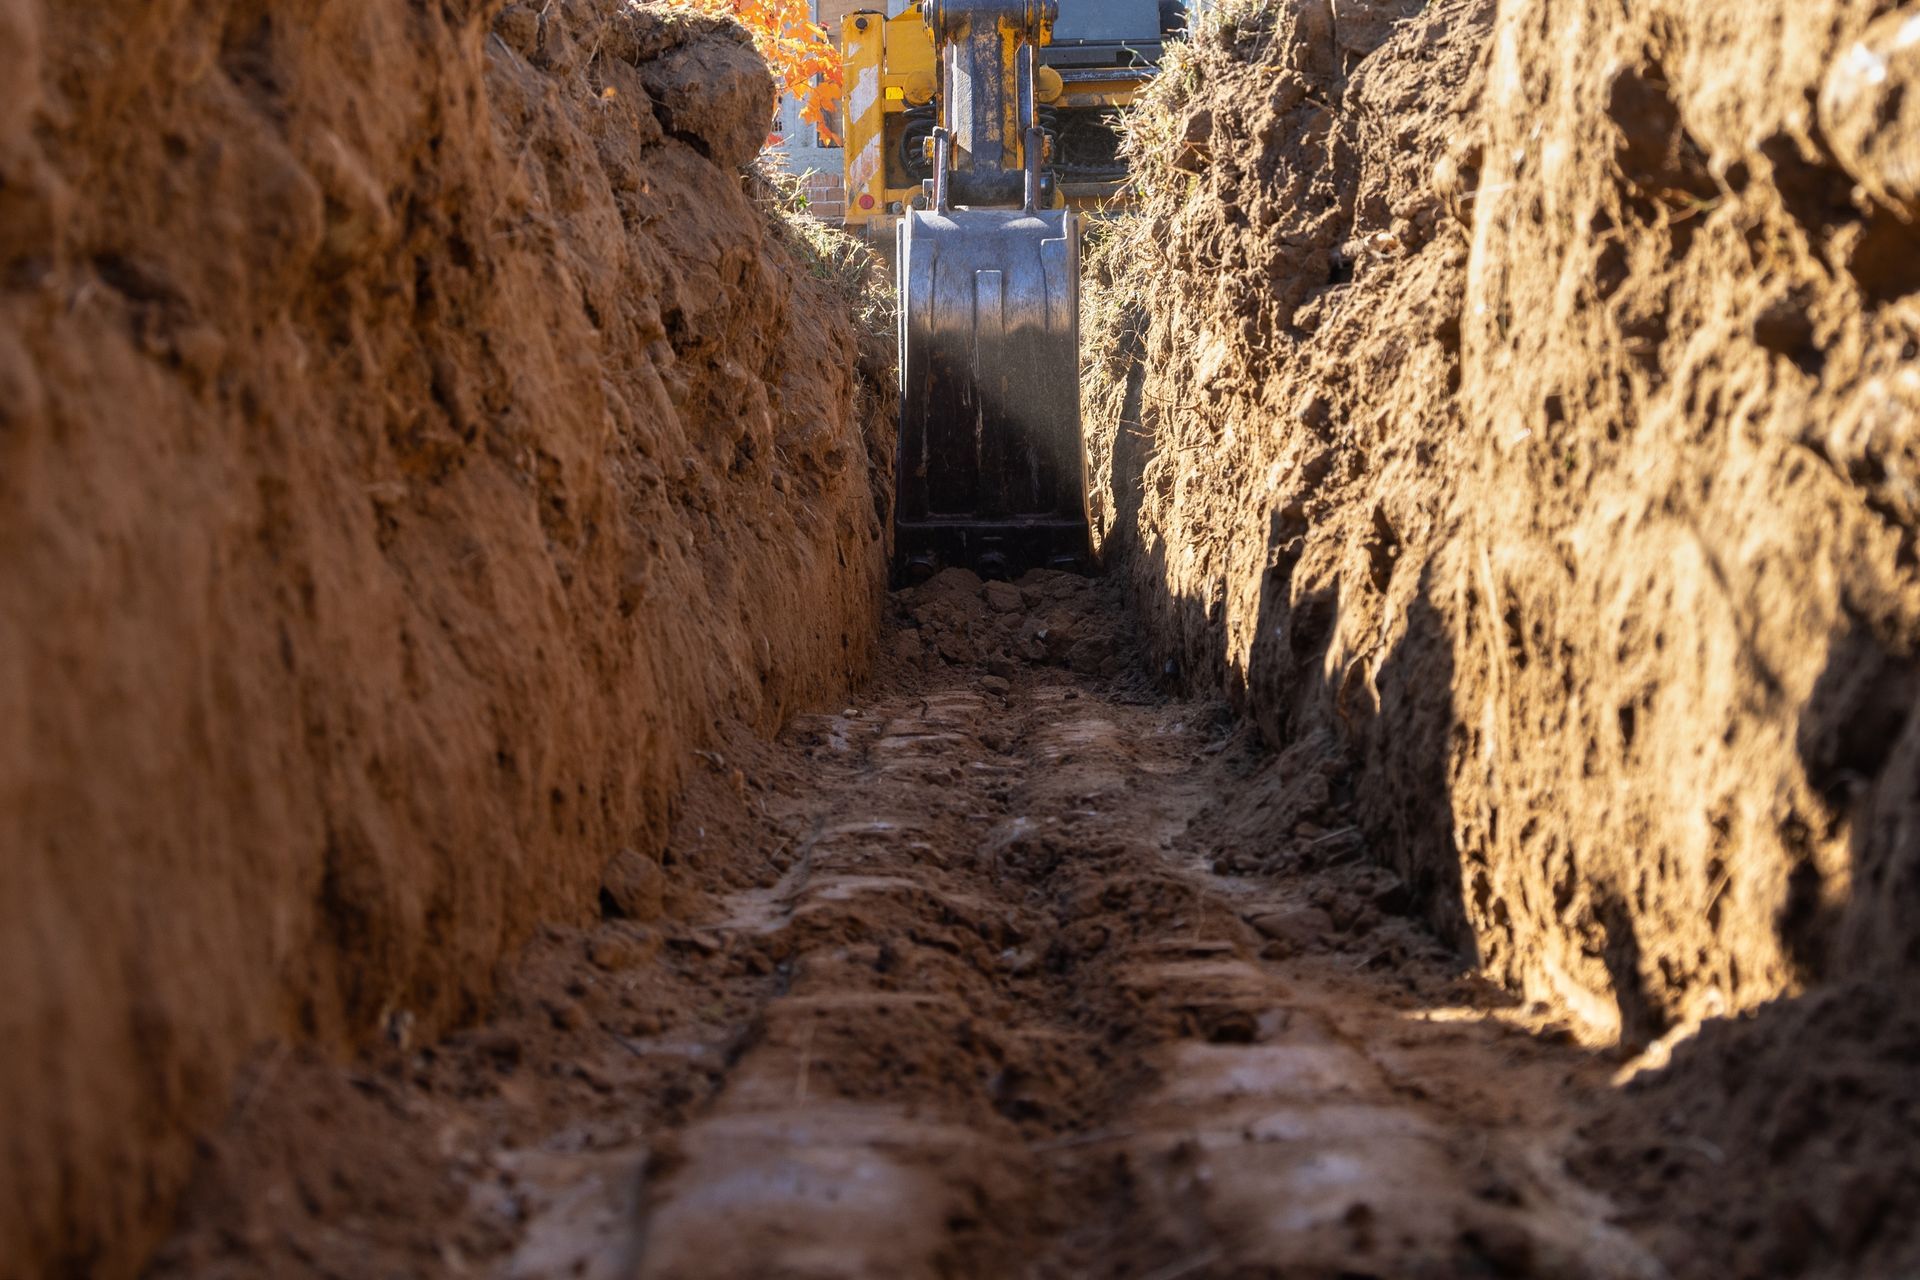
[661,0,846,142]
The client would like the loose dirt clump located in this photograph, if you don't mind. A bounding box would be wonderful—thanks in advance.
[0,2,889,1274]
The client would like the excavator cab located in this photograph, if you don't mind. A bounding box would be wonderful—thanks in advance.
[894,0,1088,583]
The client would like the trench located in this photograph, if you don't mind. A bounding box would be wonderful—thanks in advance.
[153,573,1662,1279]
[9,0,1920,1276]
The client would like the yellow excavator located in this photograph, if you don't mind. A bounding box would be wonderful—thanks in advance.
[839,2,1176,582]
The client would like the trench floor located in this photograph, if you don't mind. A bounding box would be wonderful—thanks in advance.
[155,573,1664,1280]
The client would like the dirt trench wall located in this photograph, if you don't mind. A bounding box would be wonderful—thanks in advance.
[1456,0,1920,1034]
[0,1,890,1274]
[1092,0,1920,1047]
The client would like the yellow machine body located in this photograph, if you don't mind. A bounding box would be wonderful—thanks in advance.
[867,1,1173,582]
[839,3,1162,240]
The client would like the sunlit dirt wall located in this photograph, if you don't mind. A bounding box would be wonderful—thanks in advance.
[0,2,890,1274]
[1091,0,1919,1046]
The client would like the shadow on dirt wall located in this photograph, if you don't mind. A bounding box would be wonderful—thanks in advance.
[1576,654,1920,1273]
[1110,390,1919,998]
[1104,385,1920,1271]
[1118,475,1482,971]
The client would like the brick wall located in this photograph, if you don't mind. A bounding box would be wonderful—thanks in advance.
[803,167,848,222]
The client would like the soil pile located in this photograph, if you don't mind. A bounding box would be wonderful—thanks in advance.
[0,2,889,1275]
[1089,0,1920,1273]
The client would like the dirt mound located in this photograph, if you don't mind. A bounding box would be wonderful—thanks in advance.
[1578,976,1920,1278]
[1089,0,1920,1273]
[883,567,1140,684]
[0,2,889,1274]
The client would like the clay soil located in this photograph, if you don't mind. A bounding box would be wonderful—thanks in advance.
[11,0,1920,1275]
[151,572,1680,1280]
[1085,1,1920,1274]
[0,3,890,1271]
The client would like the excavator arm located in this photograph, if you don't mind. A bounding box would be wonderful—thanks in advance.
[894,0,1089,583]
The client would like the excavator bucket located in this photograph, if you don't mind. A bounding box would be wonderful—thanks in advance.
[888,0,1092,584]
[895,206,1087,582]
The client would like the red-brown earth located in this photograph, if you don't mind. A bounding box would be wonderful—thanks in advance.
[0,1,890,1273]
[1086,0,1920,1275]
[4,0,1917,1276]
[151,571,1668,1280]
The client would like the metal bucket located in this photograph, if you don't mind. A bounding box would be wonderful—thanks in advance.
[895,206,1088,582]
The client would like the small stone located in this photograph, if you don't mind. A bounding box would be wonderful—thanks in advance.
[1066,636,1111,674]
[980,675,1011,696]
[1328,895,1367,932]
[172,324,227,388]
[587,930,654,971]
[493,3,541,57]
[984,581,1025,613]
[600,848,664,922]
[1820,11,1920,219]
[1249,905,1335,951]
[936,635,976,665]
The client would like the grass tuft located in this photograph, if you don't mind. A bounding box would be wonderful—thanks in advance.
[748,158,895,356]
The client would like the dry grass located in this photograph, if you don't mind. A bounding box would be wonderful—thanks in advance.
[748,157,895,355]
[1080,1,1291,515]
[1078,10,1222,436]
